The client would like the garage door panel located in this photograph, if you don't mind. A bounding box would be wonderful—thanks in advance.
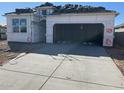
[53,24,104,45]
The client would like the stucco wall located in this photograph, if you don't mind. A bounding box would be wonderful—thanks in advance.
[32,15,42,42]
[46,13,116,46]
[6,14,41,43]
[35,8,54,16]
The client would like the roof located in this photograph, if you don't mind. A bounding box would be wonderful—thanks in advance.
[115,23,124,29]
[5,8,34,15]
[35,2,54,8]
[35,6,55,10]
[4,2,118,16]
[35,2,118,14]
[53,6,117,14]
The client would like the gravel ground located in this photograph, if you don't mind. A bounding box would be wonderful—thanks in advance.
[106,47,124,76]
[0,40,42,65]
[0,40,19,65]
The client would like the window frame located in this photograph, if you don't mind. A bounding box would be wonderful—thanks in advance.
[12,18,27,33]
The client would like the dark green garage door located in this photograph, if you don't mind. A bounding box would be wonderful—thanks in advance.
[53,23,104,45]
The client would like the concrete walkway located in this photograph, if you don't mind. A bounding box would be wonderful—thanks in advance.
[0,44,124,90]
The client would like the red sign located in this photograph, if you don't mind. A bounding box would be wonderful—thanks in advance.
[105,38,112,45]
[106,28,113,33]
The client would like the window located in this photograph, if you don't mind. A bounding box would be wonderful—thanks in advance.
[42,10,47,15]
[12,19,19,32]
[12,18,27,33]
[12,19,19,25]
[20,19,27,32]
[13,26,19,32]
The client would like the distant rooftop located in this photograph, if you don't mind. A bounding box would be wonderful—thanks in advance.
[0,25,6,29]
[115,23,124,29]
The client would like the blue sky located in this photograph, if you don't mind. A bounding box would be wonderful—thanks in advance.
[0,2,124,26]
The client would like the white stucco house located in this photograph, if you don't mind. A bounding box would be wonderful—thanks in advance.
[5,2,119,47]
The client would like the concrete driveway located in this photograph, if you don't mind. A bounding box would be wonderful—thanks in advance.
[0,44,124,90]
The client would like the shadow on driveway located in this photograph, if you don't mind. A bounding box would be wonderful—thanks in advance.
[8,42,109,58]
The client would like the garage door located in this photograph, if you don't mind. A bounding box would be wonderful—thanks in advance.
[53,23,104,45]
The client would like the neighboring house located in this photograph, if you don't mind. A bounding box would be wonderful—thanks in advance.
[4,2,119,46]
[114,23,124,46]
[0,25,7,40]
[115,23,124,32]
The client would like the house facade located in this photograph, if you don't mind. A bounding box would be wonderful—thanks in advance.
[5,2,118,46]
[115,23,124,32]
[114,23,124,46]
[0,25,7,40]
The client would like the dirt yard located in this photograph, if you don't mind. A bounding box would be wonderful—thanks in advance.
[0,40,19,65]
[0,40,42,65]
[106,46,124,76]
